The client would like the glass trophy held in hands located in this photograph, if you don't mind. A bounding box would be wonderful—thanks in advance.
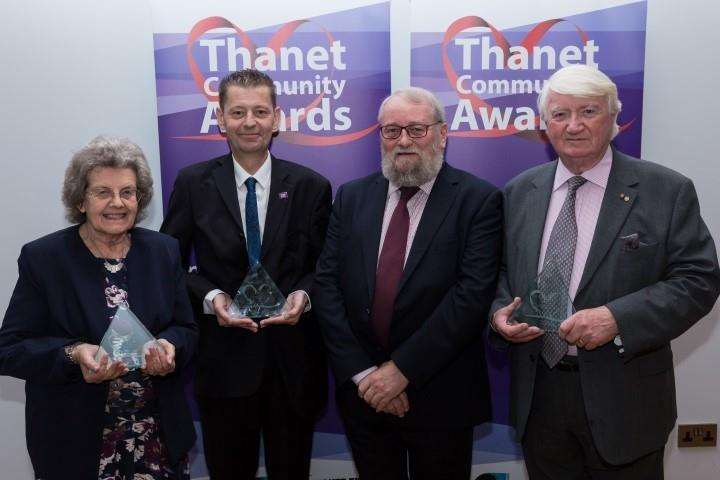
[510,259,576,332]
[228,262,287,320]
[95,305,157,370]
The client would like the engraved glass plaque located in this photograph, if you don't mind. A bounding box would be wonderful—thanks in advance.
[95,305,156,370]
[228,262,286,319]
[510,260,575,332]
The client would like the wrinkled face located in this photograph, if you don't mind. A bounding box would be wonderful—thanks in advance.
[545,91,615,172]
[217,85,280,157]
[379,97,447,186]
[79,167,138,238]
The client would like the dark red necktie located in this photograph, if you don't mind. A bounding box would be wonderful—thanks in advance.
[371,186,419,349]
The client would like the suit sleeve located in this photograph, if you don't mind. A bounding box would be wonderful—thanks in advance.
[606,178,720,356]
[156,240,198,370]
[290,178,332,295]
[313,185,376,384]
[487,187,513,350]
[160,169,220,303]
[392,188,503,388]
[0,246,82,384]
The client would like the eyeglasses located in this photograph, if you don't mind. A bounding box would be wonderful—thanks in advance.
[86,187,140,202]
[380,122,442,140]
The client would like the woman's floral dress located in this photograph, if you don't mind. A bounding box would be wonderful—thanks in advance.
[97,259,190,480]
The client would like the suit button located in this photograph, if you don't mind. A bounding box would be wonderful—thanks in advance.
[529,354,536,363]
[365,308,371,315]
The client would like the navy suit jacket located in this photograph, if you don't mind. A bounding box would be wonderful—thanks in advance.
[314,162,503,428]
[0,226,198,479]
[160,154,332,417]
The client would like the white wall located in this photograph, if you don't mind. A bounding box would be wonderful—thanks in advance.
[0,1,163,477]
[0,1,718,478]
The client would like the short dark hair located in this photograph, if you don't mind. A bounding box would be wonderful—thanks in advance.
[218,69,277,109]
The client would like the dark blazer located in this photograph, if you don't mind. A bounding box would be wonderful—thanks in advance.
[160,154,331,417]
[0,226,198,480]
[314,162,503,429]
[492,149,720,464]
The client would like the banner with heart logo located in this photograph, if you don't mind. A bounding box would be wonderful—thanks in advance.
[412,0,646,476]
[150,1,390,213]
[412,0,646,187]
[149,1,389,478]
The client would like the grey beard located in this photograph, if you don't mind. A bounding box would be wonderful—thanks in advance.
[381,150,443,187]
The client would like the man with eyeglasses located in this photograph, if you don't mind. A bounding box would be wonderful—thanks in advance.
[314,86,502,479]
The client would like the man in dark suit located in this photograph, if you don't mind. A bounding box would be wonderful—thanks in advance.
[161,70,332,479]
[491,65,720,479]
[313,87,503,479]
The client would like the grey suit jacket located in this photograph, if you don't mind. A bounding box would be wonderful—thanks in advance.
[492,149,720,464]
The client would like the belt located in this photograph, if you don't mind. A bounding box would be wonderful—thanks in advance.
[554,355,579,372]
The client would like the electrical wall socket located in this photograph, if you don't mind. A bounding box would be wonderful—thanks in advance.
[678,424,717,448]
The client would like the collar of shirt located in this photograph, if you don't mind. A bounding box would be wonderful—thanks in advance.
[387,176,436,199]
[233,152,272,191]
[553,146,612,192]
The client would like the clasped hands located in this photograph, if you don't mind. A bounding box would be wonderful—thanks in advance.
[357,361,410,418]
[213,291,307,333]
[71,339,176,384]
[492,297,618,350]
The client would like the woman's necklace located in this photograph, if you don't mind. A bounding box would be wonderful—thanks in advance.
[82,228,131,273]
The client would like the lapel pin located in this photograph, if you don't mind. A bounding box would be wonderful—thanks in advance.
[624,195,630,202]
[279,191,288,200]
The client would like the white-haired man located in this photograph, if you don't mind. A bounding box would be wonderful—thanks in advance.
[314,87,503,479]
[491,65,720,478]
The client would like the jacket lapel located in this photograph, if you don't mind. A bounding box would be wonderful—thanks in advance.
[212,154,244,233]
[361,175,390,301]
[67,227,112,343]
[261,157,292,259]
[525,163,556,284]
[396,163,458,293]
[576,151,638,296]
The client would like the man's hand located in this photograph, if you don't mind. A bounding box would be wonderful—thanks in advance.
[492,297,544,343]
[142,339,176,376]
[73,343,127,384]
[378,391,410,418]
[559,306,618,350]
[260,291,307,328]
[357,361,409,412]
[213,292,258,333]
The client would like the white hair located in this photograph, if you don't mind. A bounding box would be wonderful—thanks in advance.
[378,86,446,123]
[538,65,622,137]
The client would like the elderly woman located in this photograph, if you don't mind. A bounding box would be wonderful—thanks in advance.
[0,136,197,479]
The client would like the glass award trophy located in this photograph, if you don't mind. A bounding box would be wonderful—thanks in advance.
[510,259,575,332]
[95,305,157,370]
[228,262,287,319]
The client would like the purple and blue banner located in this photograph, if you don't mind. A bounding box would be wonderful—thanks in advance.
[149,1,390,477]
[411,0,646,476]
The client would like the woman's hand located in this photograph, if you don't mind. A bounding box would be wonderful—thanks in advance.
[72,343,128,383]
[142,339,176,376]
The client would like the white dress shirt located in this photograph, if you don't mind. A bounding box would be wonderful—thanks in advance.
[203,153,309,314]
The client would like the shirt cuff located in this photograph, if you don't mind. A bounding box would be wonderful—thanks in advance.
[352,366,378,385]
[203,289,226,315]
[289,290,311,313]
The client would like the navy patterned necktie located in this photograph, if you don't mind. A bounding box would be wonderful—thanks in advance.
[370,186,420,349]
[541,175,587,367]
[244,177,262,266]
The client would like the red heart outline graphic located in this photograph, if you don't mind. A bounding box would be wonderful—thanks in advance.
[182,16,378,146]
[441,16,634,140]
